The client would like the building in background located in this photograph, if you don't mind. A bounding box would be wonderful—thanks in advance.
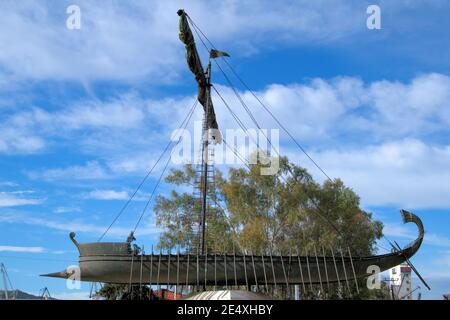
[389,263,413,300]
[153,288,183,300]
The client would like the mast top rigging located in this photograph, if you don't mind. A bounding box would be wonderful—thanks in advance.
[178,8,231,254]
[178,9,223,144]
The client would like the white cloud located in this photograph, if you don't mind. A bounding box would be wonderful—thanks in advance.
[83,189,152,202]
[0,2,179,82]
[0,1,366,82]
[382,222,450,249]
[27,161,110,181]
[0,127,45,154]
[0,181,18,187]
[304,139,450,208]
[207,73,450,146]
[0,213,160,239]
[7,73,450,210]
[0,191,44,207]
[227,78,359,140]
[438,251,450,268]
[84,189,130,201]
[424,234,450,248]
[0,245,45,253]
[54,207,81,214]
[0,92,198,157]
[384,223,416,239]
[368,73,450,136]
[27,94,147,131]
[10,72,449,212]
[1,93,148,149]
[107,151,177,175]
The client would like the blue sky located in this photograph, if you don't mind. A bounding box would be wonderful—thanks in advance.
[1,0,450,299]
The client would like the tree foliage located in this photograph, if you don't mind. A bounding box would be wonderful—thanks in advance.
[154,156,382,257]
[152,155,387,299]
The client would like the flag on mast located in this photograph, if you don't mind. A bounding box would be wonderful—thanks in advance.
[210,49,230,59]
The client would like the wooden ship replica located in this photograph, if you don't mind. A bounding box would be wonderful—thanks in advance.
[43,9,426,299]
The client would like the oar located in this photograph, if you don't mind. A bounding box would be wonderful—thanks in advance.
[392,241,430,291]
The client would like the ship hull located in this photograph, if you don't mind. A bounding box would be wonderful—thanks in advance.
[43,210,423,286]
[75,249,413,285]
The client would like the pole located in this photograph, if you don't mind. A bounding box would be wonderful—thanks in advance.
[251,250,258,290]
[176,246,180,300]
[313,245,323,296]
[347,247,359,294]
[167,247,171,291]
[1,263,9,300]
[296,248,306,293]
[322,247,330,293]
[261,253,269,293]
[224,249,228,289]
[330,246,341,292]
[185,248,190,289]
[140,245,144,299]
[200,61,212,255]
[233,244,238,287]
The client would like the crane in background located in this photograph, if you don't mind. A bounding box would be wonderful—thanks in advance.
[1,263,16,300]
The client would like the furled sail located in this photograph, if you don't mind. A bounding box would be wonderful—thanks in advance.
[178,9,221,143]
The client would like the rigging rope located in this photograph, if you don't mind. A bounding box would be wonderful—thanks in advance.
[98,99,198,241]
[132,98,198,233]
[96,13,400,258]
[186,15,367,248]
[187,15,332,182]
[211,64,345,239]
[224,132,344,240]
[132,148,172,233]
[212,58,278,154]
[215,69,382,268]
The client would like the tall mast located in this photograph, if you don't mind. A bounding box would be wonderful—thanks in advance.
[200,61,212,255]
[178,9,223,255]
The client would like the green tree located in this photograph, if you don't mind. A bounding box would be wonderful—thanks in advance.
[96,284,155,300]
[96,284,127,300]
[154,155,387,299]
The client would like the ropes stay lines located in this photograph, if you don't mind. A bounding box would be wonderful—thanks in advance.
[212,86,250,134]
[99,14,395,258]
[222,59,333,182]
[98,99,198,241]
[187,15,332,182]
[224,133,344,241]
[214,62,347,241]
[189,19,344,240]
[220,96,389,254]
[186,15,378,249]
[212,69,346,239]
[132,148,172,233]
[212,57,279,156]
[133,97,198,233]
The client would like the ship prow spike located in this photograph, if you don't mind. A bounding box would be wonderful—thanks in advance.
[40,271,70,279]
